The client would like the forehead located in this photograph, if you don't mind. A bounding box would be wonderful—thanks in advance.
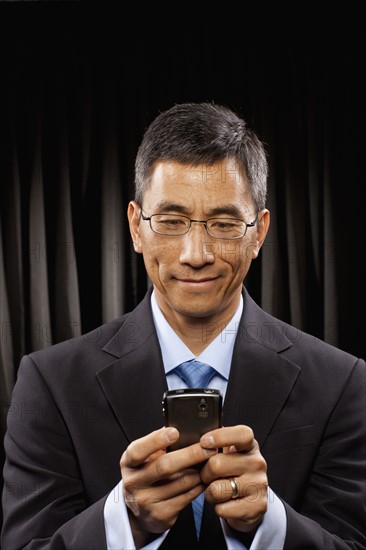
[144,160,252,212]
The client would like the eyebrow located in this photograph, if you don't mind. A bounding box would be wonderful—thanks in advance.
[206,206,243,218]
[152,201,244,218]
[152,202,190,214]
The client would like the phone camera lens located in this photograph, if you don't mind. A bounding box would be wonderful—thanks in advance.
[198,398,207,411]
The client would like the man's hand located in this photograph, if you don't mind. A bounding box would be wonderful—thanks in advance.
[199,425,268,534]
[120,426,218,547]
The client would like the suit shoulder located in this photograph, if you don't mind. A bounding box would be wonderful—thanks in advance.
[271,315,364,377]
[247,302,363,371]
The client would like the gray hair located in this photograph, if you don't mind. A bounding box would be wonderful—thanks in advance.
[134,102,268,210]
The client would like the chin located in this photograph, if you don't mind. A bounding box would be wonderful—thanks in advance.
[175,303,219,319]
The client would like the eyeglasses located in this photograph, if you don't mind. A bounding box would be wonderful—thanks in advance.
[140,211,258,239]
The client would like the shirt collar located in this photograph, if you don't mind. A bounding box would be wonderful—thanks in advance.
[150,290,243,381]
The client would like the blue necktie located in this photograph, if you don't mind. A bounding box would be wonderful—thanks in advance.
[174,359,216,389]
[173,359,216,539]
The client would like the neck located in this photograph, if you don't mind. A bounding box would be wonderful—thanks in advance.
[154,291,241,355]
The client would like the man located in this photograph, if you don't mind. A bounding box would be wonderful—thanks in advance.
[2,102,365,549]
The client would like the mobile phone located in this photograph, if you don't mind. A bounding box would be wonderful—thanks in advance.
[162,388,222,452]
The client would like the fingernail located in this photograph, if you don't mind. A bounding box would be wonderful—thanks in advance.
[165,427,179,442]
[200,435,215,447]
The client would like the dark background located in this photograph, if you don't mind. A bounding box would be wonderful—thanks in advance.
[1,0,365,530]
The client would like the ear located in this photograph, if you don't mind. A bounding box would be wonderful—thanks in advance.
[127,201,143,253]
[251,209,270,259]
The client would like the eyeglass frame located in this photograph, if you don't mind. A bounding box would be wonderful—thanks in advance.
[139,210,259,240]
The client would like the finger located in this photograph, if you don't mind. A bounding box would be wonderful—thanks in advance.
[122,427,179,468]
[151,470,204,500]
[200,445,267,487]
[200,425,255,452]
[127,481,206,532]
[213,484,268,526]
[130,443,218,487]
[204,475,268,504]
[199,450,244,483]
[124,469,203,508]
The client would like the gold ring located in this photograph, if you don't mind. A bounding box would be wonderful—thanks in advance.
[229,477,239,499]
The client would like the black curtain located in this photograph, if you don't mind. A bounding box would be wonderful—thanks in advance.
[1,1,365,529]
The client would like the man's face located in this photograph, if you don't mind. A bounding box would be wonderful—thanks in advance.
[128,160,269,326]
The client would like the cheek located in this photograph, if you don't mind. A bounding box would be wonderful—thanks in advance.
[234,239,259,264]
[219,240,255,267]
[141,241,174,272]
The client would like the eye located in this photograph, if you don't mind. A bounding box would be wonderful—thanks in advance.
[159,217,186,226]
[210,220,238,230]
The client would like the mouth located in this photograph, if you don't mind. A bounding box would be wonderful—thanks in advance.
[179,277,216,282]
[175,276,219,287]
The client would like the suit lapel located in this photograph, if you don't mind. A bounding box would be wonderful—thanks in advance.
[96,286,302,450]
[223,289,301,447]
[96,289,168,444]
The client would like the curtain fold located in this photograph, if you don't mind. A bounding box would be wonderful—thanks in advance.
[100,81,125,323]
[1,120,25,380]
[28,116,54,350]
[323,127,339,348]
[53,82,82,343]
[0,216,14,407]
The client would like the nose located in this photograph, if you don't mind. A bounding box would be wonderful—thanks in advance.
[179,222,215,267]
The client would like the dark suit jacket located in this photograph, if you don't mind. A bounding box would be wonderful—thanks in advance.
[2,287,366,549]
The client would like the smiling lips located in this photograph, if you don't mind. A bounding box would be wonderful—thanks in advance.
[175,276,219,285]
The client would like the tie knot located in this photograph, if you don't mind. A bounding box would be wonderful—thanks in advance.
[174,359,216,388]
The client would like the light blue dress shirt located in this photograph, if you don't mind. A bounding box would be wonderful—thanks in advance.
[104,290,286,549]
